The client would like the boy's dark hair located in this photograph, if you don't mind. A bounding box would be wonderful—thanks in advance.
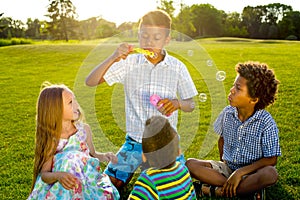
[142,115,179,169]
[236,61,279,110]
[139,9,172,34]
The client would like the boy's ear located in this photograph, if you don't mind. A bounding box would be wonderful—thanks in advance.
[142,153,147,162]
[165,35,171,45]
[250,97,259,104]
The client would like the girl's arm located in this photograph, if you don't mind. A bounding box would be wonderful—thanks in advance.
[40,156,77,190]
[84,124,118,164]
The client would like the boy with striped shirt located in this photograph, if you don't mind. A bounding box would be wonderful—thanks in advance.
[129,116,196,199]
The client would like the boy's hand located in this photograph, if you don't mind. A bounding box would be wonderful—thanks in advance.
[157,98,180,116]
[57,172,78,190]
[112,43,134,62]
[221,170,242,197]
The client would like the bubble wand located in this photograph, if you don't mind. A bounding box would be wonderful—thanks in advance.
[132,47,157,58]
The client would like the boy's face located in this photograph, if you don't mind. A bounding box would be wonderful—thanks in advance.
[228,75,255,109]
[138,25,170,54]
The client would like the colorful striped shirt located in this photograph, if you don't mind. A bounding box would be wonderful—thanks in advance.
[128,162,196,200]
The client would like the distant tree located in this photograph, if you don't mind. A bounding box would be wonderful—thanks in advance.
[46,0,78,41]
[223,12,248,37]
[173,5,196,39]
[190,4,224,37]
[157,0,176,20]
[25,18,41,39]
[278,11,300,39]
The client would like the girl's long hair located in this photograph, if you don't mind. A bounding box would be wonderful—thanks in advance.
[30,84,66,192]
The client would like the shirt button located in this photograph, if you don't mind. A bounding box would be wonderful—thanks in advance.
[234,159,237,163]
[237,148,239,151]
[238,137,241,140]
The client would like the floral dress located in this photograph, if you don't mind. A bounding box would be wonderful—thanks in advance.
[28,122,120,200]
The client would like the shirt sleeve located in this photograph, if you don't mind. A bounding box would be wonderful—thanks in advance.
[128,173,158,200]
[214,107,227,136]
[177,63,198,100]
[261,116,281,157]
[103,61,125,86]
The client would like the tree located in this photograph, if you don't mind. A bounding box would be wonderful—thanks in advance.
[278,11,300,39]
[157,0,176,20]
[46,0,78,41]
[190,4,224,37]
[25,18,41,39]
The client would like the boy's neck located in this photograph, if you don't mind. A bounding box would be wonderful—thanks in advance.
[237,107,256,122]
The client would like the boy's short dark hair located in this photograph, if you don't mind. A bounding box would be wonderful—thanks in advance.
[236,61,279,110]
[139,9,172,34]
[142,115,179,169]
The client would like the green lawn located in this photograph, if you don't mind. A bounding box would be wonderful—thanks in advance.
[0,37,299,199]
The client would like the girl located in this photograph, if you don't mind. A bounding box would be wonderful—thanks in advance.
[28,83,120,199]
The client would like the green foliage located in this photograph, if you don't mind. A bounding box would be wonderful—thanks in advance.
[0,38,299,199]
[0,38,33,46]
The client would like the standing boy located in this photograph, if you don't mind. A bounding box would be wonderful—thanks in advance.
[85,10,198,190]
[186,61,281,198]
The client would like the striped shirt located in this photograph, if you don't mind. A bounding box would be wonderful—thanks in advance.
[128,162,196,200]
[104,51,198,143]
[214,106,281,171]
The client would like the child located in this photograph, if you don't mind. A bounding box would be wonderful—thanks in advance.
[128,116,196,199]
[28,83,120,199]
[186,61,281,198]
[85,10,198,190]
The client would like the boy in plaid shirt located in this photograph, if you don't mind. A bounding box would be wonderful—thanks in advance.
[186,61,281,198]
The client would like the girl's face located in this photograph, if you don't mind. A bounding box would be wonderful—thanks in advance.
[228,75,253,109]
[62,89,80,121]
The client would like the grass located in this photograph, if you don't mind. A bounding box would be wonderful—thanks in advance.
[0,37,299,199]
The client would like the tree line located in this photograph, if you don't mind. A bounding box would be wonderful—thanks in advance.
[0,0,299,41]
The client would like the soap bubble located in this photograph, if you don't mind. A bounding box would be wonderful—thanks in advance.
[206,59,213,67]
[198,93,207,102]
[216,71,226,81]
[187,50,194,56]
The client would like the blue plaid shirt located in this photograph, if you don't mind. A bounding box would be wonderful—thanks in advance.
[214,106,281,171]
[104,51,198,143]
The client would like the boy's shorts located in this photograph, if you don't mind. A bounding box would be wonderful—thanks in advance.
[104,135,186,183]
[209,160,233,178]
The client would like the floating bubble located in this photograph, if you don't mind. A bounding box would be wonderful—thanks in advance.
[187,50,194,56]
[206,59,213,67]
[198,93,207,102]
[216,71,226,81]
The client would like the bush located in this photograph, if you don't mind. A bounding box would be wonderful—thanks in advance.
[0,38,33,47]
[285,35,298,40]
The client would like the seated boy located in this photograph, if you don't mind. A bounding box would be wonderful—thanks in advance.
[186,61,281,198]
[129,116,196,199]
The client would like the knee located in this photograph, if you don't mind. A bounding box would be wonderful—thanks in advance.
[259,166,279,185]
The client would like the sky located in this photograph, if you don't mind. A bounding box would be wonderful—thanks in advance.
[1,0,299,26]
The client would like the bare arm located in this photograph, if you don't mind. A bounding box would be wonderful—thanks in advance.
[84,124,118,164]
[222,156,278,197]
[40,157,77,190]
[85,43,133,86]
[157,97,195,116]
[218,136,224,161]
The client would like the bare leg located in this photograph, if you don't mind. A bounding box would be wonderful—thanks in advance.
[236,166,278,196]
[186,158,227,186]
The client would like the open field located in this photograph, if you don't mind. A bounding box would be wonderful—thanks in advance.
[0,37,299,199]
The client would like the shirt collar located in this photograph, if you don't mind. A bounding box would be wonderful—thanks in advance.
[230,106,264,122]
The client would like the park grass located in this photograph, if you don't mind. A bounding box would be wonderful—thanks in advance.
[0,38,299,199]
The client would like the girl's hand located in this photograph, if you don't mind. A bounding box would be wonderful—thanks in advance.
[98,152,118,164]
[112,43,134,62]
[57,172,78,190]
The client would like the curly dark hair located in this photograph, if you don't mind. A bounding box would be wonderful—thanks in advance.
[236,61,279,110]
